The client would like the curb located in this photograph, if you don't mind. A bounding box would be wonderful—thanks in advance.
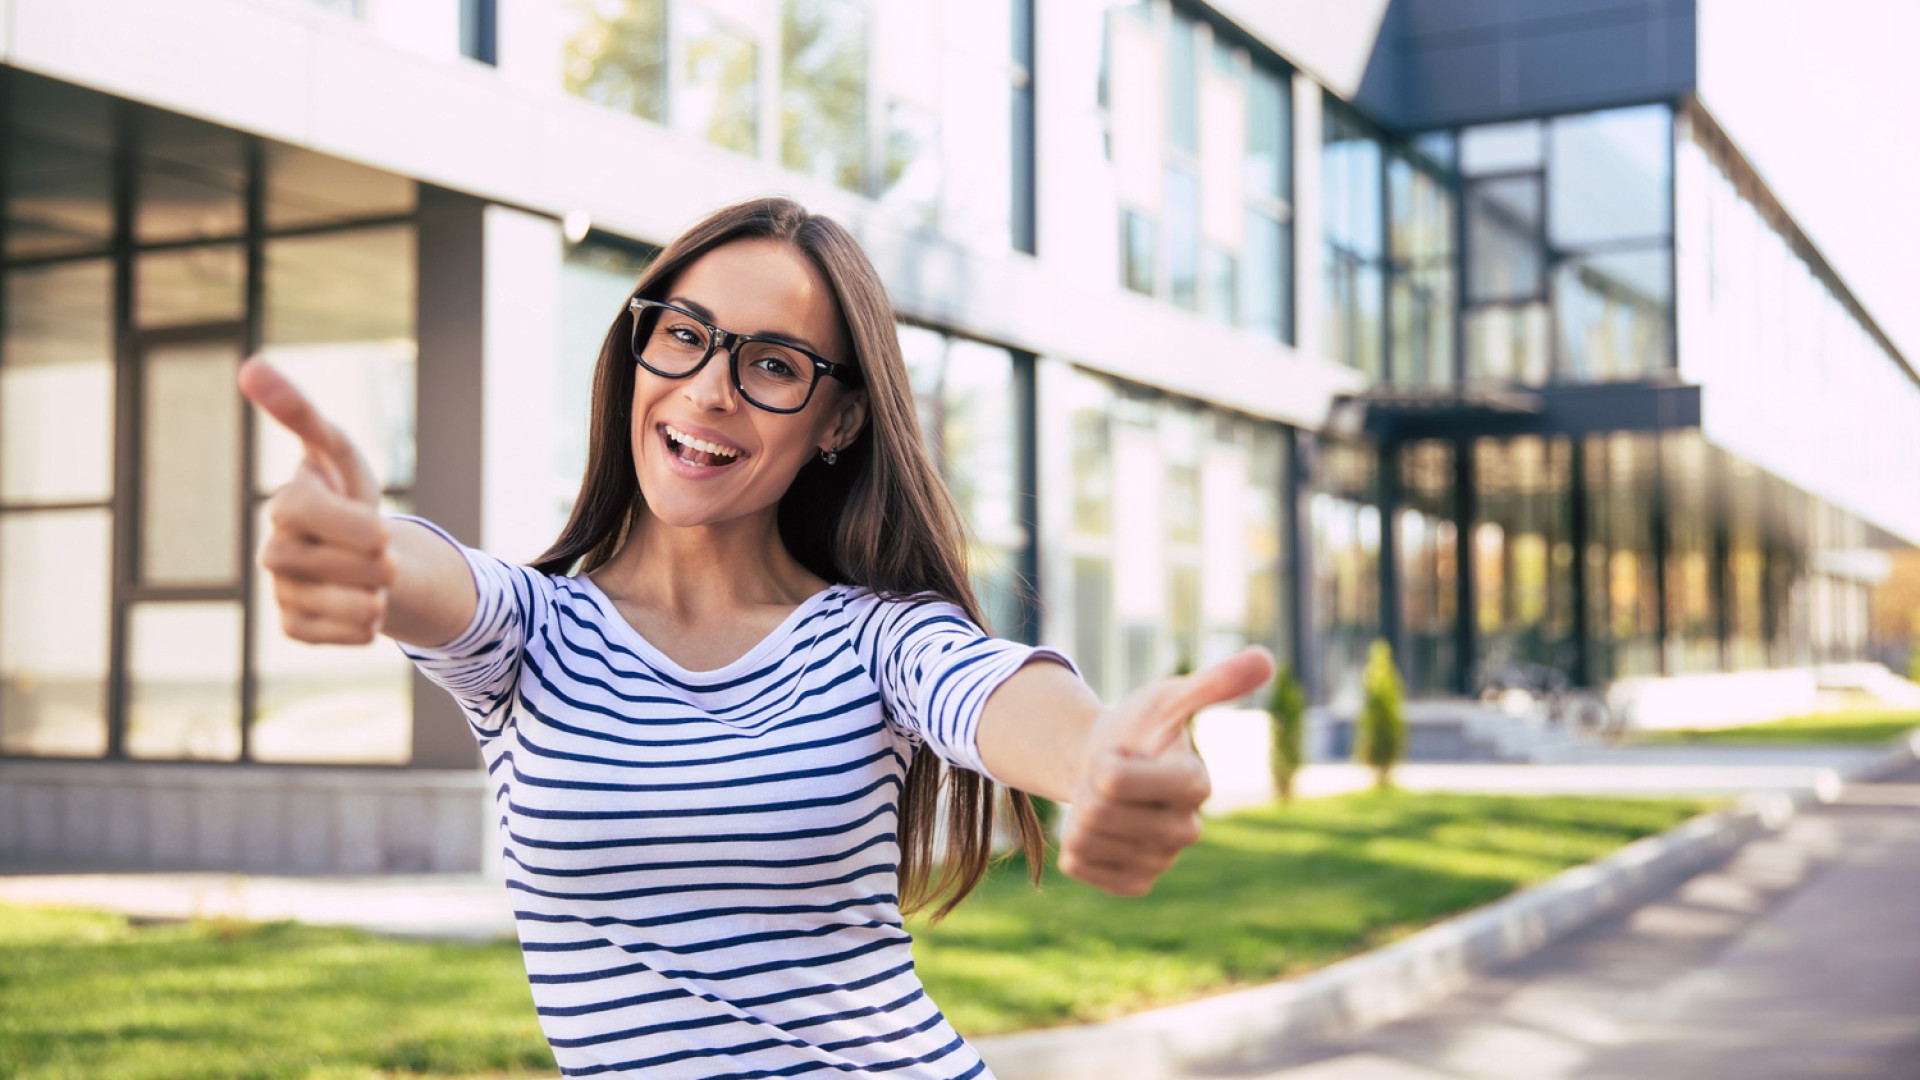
[973,731,1920,1080]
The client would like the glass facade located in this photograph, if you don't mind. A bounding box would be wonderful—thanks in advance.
[1322,100,1384,377]
[1310,442,1379,701]
[900,328,1032,641]
[1104,2,1294,340]
[1456,106,1673,385]
[1046,365,1289,703]
[562,0,1034,248]
[0,71,418,764]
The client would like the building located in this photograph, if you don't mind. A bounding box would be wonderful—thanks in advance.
[2,0,1915,872]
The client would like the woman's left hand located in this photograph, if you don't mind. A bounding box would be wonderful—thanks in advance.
[1058,647,1276,896]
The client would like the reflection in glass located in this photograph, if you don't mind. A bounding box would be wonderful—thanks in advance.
[563,0,667,123]
[682,4,759,155]
[126,602,243,761]
[7,135,113,259]
[1554,250,1671,380]
[264,143,416,229]
[782,0,866,190]
[900,329,1025,639]
[1203,245,1236,324]
[136,244,246,327]
[1123,211,1156,295]
[1324,101,1384,373]
[141,342,243,586]
[135,112,246,243]
[1584,433,1661,679]
[1389,150,1455,386]
[3,260,114,504]
[251,502,412,763]
[1548,105,1671,247]
[1472,436,1574,674]
[0,510,110,756]
[1166,166,1200,310]
[1312,443,1380,705]
[258,226,419,493]
[1664,431,1719,673]
[1466,175,1541,302]
[1466,303,1549,385]
[1245,65,1290,200]
[1460,120,1542,175]
[1398,441,1458,694]
[1242,211,1288,342]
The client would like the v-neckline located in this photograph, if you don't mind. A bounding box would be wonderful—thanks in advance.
[574,575,840,682]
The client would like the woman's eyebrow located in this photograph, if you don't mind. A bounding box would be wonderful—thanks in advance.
[667,295,825,355]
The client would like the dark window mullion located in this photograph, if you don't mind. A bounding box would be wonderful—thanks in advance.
[240,135,265,764]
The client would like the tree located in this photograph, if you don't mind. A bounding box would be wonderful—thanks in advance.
[1266,663,1307,804]
[1354,639,1405,790]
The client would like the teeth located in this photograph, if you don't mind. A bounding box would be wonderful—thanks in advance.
[664,424,740,459]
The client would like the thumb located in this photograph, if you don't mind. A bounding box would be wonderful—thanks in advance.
[1129,646,1277,757]
[238,357,379,503]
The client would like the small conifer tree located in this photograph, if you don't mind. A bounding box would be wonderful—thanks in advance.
[1354,639,1406,790]
[1266,663,1307,803]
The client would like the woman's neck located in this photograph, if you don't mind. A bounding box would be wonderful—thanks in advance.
[592,505,826,617]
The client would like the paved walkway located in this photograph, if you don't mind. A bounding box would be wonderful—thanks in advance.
[1193,759,1920,1080]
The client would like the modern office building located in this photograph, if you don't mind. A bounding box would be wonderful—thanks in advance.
[2,0,1914,872]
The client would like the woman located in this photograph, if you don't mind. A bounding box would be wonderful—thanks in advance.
[242,196,1272,1079]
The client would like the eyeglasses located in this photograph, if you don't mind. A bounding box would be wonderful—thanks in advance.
[628,298,862,414]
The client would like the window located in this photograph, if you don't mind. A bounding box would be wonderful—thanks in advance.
[1388,139,1455,386]
[561,0,1036,249]
[1322,99,1384,377]
[1104,3,1294,337]
[1457,105,1673,385]
[0,73,421,764]
[1048,364,1290,701]
[900,327,1032,640]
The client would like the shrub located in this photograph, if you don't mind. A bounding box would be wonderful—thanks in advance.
[1266,664,1307,803]
[1354,639,1405,789]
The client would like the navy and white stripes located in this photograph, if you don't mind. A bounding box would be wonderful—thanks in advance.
[395,518,1065,1079]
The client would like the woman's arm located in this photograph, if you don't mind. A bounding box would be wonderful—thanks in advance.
[240,358,477,649]
[975,647,1275,896]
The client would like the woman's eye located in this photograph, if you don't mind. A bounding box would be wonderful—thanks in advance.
[753,355,800,380]
[665,326,704,348]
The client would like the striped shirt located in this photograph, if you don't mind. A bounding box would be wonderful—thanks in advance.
[397,519,1065,1079]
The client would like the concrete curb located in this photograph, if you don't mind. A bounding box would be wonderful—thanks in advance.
[974,731,1920,1080]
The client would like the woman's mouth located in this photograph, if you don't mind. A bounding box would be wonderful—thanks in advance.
[660,423,745,469]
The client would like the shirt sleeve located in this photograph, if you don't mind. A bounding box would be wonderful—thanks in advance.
[390,515,556,739]
[853,593,1077,784]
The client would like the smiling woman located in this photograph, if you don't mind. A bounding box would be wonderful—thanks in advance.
[239,195,1272,1080]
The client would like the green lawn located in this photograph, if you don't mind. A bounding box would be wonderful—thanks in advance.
[0,910,553,1080]
[913,791,1707,1035]
[1627,708,1920,746]
[0,791,1707,1079]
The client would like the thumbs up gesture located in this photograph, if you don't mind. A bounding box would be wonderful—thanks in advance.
[238,358,395,645]
[1058,647,1275,896]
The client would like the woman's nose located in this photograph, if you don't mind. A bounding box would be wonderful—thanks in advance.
[683,347,739,411]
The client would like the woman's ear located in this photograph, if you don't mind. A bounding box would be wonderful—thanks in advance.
[826,392,868,454]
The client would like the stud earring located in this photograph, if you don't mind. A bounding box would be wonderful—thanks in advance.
[820,447,839,465]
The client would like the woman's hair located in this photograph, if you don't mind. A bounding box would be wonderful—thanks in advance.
[531,196,1045,920]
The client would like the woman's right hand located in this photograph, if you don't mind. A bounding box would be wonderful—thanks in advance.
[238,357,396,645]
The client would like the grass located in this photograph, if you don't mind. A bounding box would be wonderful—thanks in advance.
[1627,708,1920,746]
[0,791,1708,1077]
[910,790,1707,1036]
[0,911,554,1080]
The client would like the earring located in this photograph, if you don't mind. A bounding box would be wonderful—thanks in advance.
[820,447,839,465]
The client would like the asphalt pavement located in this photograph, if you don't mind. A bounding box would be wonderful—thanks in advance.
[1196,758,1920,1080]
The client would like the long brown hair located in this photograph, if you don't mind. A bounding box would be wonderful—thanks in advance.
[532,196,1045,920]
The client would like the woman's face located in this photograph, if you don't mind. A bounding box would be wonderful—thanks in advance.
[629,238,866,531]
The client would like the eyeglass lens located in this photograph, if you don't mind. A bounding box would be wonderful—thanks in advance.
[634,304,818,412]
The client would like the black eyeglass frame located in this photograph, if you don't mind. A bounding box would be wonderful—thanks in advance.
[627,297,864,414]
